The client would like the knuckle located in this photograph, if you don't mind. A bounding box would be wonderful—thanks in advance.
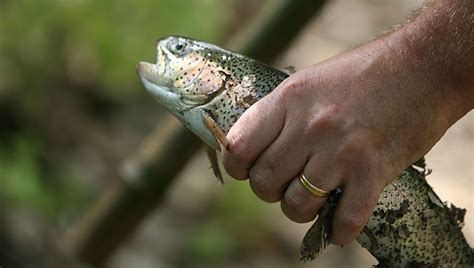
[276,74,306,100]
[249,169,280,203]
[305,104,339,136]
[338,128,374,159]
[332,213,367,245]
[221,156,246,180]
[339,214,366,233]
[340,134,365,156]
[282,192,315,223]
[283,191,304,210]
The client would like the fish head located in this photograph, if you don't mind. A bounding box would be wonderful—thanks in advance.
[137,36,234,148]
[137,36,234,110]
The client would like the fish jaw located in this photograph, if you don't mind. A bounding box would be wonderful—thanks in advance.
[137,61,181,110]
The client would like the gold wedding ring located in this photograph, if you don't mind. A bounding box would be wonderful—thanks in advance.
[299,173,331,197]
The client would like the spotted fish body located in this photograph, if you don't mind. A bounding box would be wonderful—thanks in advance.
[137,36,474,266]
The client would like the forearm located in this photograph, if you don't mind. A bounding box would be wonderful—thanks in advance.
[396,0,473,123]
[314,0,473,172]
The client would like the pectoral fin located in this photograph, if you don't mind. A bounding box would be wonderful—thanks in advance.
[300,188,342,262]
[205,145,223,184]
[202,110,230,150]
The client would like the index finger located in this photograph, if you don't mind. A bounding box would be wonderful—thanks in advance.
[221,92,286,180]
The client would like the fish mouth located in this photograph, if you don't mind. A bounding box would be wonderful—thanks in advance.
[136,61,160,85]
[136,61,180,107]
[136,61,174,93]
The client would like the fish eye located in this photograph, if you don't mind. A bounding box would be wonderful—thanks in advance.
[168,39,187,55]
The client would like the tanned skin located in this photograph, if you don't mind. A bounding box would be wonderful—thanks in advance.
[220,0,473,245]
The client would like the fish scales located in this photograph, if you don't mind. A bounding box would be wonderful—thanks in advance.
[137,36,474,267]
[205,57,287,133]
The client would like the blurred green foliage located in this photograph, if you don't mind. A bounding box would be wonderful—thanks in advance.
[184,222,237,263]
[0,134,90,219]
[0,0,234,219]
[183,178,271,264]
[0,0,232,99]
[0,135,49,211]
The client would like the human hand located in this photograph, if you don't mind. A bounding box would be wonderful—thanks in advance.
[220,49,409,245]
[220,1,473,244]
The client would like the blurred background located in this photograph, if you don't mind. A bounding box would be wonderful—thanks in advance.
[0,0,472,267]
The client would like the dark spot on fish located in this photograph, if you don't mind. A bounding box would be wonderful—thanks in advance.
[242,94,257,106]
[385,200,410,224]
[396,224,411,239]
[375,223,391,236]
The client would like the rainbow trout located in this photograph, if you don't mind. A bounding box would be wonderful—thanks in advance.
[137,36,474,266]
